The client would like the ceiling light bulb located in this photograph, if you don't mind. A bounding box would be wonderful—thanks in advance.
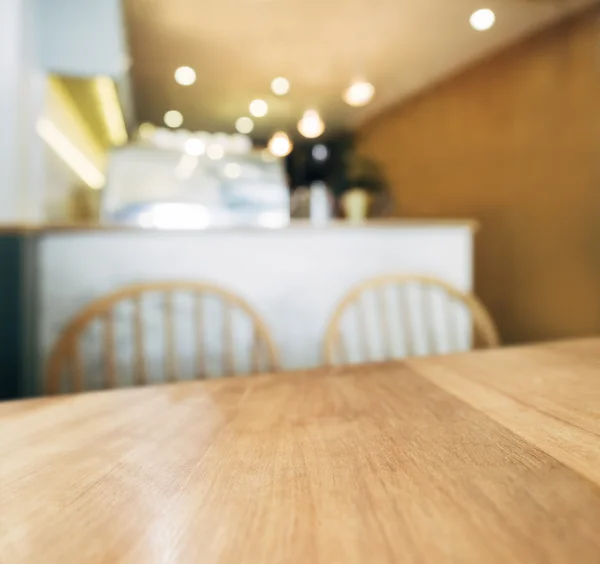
[184,138,205,156]
[249,99,268,118]
[312,144,329,162]
[268,132,293,158]
[343,81,375,107]
[207,144,225,160]
[138,122,156,141]
[174,66,196,86]
[235,117,254,134]
[271,77,290,96]
[297,109,325,139]
[164,110,183,128]
[470,9,495,31]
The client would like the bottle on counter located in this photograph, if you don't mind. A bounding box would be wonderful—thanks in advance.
[309,181,332,225]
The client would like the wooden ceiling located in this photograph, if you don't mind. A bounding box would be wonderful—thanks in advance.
[125,0,596,139]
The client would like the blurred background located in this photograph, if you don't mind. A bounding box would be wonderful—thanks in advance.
[1,0,599,398]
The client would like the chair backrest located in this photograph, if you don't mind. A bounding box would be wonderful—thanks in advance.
[323,275,500,365]
[46,281,278,394]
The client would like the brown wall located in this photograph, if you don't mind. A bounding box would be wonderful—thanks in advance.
[357,8,600,345]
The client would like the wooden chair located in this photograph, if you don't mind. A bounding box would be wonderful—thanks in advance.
[46,282,279,394]
[323,275,500,365]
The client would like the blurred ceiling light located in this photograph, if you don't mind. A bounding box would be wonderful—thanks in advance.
[470,9,495,31]
[268,131,293,157]
[184,138,205,156]
[312,144,329,162]
[36,118,105,189]
[343,80,375,107]
[174,66,196,86]
[138,122,156,140]
[271,77,290,96]
[207,143,225,160]
[95,77,128,146]
[235,116,254,134]
[249,99,268,118]
[164,110,183,128]
[297,109,325,139]
[224,162,242,179]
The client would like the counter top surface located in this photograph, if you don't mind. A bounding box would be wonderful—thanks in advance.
[2,338,600,562]
[0,218,478,235]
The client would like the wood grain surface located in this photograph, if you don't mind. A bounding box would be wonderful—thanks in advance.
[2,339,600,563]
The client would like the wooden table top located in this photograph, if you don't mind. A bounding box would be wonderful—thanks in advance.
[2,339,600,563]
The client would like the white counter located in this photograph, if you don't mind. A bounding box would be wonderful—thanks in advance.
[36,221,475,385]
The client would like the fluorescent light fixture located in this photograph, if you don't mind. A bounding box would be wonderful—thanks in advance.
[95,77,128,146]
[36,118,106,189]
